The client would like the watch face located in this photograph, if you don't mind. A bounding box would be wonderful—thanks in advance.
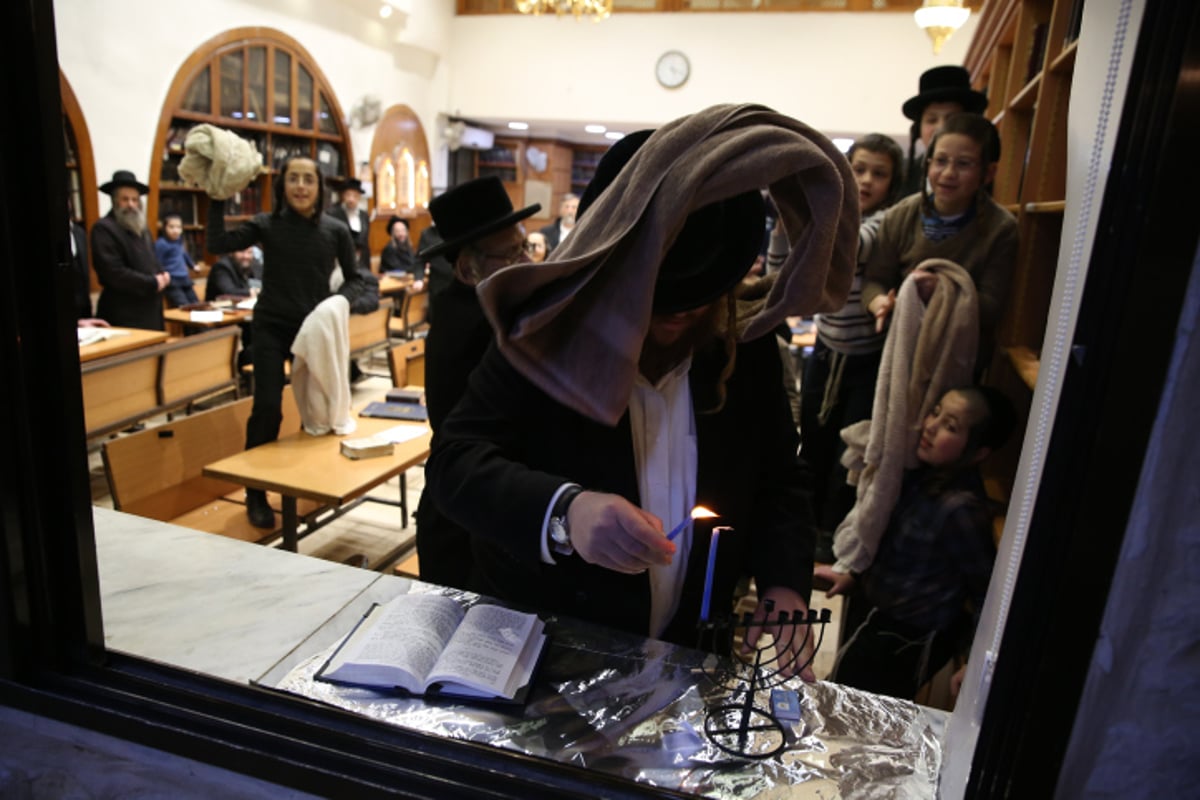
[656,50,690,89]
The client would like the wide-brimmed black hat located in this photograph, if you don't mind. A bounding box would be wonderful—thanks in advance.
[99,169,149,196]
[902,66,988,121]
[577,130,765,314]
[418,176,540,260]
[339,178,366,194]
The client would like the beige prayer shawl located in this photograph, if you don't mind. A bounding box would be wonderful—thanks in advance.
[177,124,263,200]
[831,259,979,576]
[476,103,860,426]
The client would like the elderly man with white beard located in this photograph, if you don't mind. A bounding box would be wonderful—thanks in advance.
[93,170,170,330]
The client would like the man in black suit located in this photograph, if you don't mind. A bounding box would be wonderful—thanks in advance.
[68,215,92,320]
[326,177,370,272]
[414,177,541,591]
[538,192,578,255]
[92,170,170,330]
[426,135,819,679]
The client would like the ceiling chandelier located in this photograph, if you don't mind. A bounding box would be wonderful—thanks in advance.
[914,0,971,55]
[515,0,613,22]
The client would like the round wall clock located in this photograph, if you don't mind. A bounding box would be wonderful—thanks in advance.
[655,50,690,89]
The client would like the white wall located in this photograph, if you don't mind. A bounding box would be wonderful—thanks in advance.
[53,0,975,212]
[444,11,977,140]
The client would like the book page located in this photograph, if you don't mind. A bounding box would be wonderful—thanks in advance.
[323,594,463,692]
[426,605,544,698]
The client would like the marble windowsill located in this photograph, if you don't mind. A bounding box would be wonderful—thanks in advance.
[93,506,407,686]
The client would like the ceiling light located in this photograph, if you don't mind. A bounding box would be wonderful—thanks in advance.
[914,0,970,55]
[379,3,393,18]
[604,131,625,141]
[508,121,530,131]
[584,124,606,134]
[516,0,613,22]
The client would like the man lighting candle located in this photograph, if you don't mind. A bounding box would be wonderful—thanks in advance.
[426,106,859,681]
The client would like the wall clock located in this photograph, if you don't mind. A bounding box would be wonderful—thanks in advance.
[655,50,690,89]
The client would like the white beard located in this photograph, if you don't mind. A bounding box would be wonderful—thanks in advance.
[116,206,146,236]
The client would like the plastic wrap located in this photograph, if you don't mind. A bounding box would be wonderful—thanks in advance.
[276,587,944,798]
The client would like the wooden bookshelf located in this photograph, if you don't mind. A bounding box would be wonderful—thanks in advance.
[147,28,353,266]
[966,0,1083,500]
[60,71,98,291]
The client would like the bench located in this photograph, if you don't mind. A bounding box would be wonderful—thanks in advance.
[81,326,241,439]
[101,386,320,543]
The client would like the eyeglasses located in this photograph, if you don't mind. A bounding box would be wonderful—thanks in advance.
[524,241,545,253]
[929,155,981,173]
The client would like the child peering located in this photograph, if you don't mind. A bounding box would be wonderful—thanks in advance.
[862,112,1017,372]
[801,133,906,559]
[816,385,1016,701]
[155,211,199,308]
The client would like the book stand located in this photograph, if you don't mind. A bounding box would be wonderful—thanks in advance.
[695,601,832,759]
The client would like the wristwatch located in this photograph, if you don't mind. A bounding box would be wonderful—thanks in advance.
[548,485,583,557]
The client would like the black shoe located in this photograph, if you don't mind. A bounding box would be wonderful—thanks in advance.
[246,490,275,529]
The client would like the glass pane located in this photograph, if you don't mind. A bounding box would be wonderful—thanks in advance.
[219,50,244,119]
[182,66,210,113]
[273,50,292,125]
[247,46,266,122]
[297,65,314,129]
[318,94,338,135]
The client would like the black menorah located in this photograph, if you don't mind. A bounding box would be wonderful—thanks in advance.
[694,601,832,759]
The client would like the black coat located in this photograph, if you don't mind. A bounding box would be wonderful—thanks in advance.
[69,220,92,320]
[326,206,370,272]
[92,213,164,330]
[426,333,816,644]
[379,239,416,277]
[205,256,252,301]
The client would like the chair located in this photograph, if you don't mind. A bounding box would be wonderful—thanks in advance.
[389,289,430,340]
[388,339,426,388]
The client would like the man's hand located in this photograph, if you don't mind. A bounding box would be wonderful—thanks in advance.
[155,271,171,291]
[742,586,816,683]
[869,289,896,333]
[567,491,674,574]
[813,564,856,598]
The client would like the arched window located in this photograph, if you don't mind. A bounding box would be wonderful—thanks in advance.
[148,28,353,264]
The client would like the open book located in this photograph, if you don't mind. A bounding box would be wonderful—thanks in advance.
[316,594,546,706]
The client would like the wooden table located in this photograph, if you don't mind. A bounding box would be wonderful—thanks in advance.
[203,409,431,564]
[78,328,169,363]
[163,307,253,338]
[378,274,417,298]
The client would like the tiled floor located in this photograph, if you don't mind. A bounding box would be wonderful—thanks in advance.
[88,356,844,680]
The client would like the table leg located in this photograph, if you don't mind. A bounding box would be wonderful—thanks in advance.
[281,495,299,552]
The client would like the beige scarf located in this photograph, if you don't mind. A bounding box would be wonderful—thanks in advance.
[476,103,859,426]
[832,259,979,575]
[178,124,264,200]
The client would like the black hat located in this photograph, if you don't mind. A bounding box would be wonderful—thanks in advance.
[901,66,988,121]
[418,176,540,260]
[386,215,407,234]
[339,178,366,194]
[99,170,149,196]
[578,131,765,314]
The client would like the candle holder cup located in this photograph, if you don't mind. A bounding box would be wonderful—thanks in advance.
[694,601,833,759]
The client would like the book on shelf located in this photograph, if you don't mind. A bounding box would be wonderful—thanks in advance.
[315,593,547,706]
[1026,23,1049,85]
[1065,0,1085,46]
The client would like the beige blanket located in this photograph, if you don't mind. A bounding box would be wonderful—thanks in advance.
[476,103,859,426]
[178,124,263,200]
[831,259,979,575]
[291,295,355,437]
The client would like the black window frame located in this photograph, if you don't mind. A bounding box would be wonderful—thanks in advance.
[3,1,1198,796]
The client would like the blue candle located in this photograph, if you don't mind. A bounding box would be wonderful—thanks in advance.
[700,526,726,621]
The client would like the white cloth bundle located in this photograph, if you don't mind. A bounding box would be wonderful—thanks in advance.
[291,295,355,437]
[178,124,263,200]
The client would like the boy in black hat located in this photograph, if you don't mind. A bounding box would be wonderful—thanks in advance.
[425,130,824,679]
[413,176,541,590]
[92,170,170,330]
[898,66,988,197]
[326,177,370,272]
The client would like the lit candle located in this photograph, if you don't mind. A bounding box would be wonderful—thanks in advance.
[700,526,728,621]
[665,505,717,541]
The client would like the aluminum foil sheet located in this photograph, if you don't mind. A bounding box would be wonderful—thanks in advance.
[276,587,944,798]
